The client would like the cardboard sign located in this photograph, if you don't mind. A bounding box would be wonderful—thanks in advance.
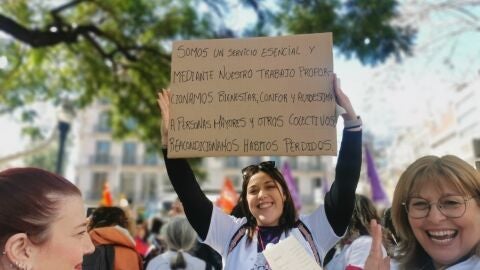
[169,33,336,157]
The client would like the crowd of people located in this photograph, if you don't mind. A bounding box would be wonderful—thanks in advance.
[1,74,480,270]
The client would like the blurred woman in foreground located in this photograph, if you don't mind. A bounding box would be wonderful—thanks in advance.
[0,168,94,270]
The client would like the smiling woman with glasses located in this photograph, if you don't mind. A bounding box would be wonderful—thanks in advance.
[366,155,480,270]
[157,74,362,270]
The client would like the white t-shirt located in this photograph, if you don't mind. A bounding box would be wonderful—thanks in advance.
[204,205,341,270]
[326,236,387,270]
[390,255,480,270]
[146,250,206,270]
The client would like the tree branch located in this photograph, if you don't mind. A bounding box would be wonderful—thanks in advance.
[0,14,78,47]
[0,13,155,63]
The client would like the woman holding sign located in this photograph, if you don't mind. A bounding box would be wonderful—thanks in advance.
[157,74,362,269]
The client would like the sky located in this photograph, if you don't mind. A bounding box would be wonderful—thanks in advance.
[0,117,27,161]
[1,1,479,179]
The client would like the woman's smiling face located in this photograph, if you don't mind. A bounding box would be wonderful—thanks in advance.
[246,171,286,226]
[408,181,480,268]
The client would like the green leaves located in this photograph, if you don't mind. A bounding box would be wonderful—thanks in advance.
[277,0,416,65]
[0,0,415,151]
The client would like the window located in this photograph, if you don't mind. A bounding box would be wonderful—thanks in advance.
[308,157,323,170]
[314,178,322,188]
[90,172,108,200]
[473,139,480,158]
[143,146,158,165]
[249,157,262,165]
[120,172,135,202]
[141,173,158,201]
[225,157,239,168]
[122,142,137,165]
[125,117,137,131]
[94,141,111,164]
[96,111,110,132]
[231,175,241,187]
[286,157,297,169]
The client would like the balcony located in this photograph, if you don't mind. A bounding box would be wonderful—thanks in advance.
[94,124,111,133]
[90,154,113,165]
[122,156,137,166]
[143,154,159,166]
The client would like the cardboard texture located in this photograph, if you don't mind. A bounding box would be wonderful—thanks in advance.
[169,33,336,157]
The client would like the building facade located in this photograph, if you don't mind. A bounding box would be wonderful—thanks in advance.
[385,80,480,186]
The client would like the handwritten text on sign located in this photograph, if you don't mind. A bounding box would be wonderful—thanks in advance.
[169,33,336,157]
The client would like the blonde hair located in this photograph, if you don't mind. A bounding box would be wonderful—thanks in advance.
[391,155,480,269]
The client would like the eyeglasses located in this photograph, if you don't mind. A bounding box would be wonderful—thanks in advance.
[402,195,476,219]
[241,161,276,178]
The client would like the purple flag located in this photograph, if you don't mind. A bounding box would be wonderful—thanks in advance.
[365,145,389,204]
[281,161,302,211]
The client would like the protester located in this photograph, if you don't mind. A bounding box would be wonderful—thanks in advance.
[149,217,165,244]
[84,206,143,270]
[157,73,362,269]
[365,155,480,269]
[144,236,168,269]
[144,216,168,268]
[326,194,385,270]
[165,198,222,270]
[381,208,399,257]
[0,167,94,269]
[135,220,150,257]
[147,216,207,270]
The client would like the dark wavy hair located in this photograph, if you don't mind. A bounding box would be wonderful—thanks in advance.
[88,206,130,231]
[0,167,81,248]
[238,162,297,242]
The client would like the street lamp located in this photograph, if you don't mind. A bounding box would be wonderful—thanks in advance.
[55,101,75,175]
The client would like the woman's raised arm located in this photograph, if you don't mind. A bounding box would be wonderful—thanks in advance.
[158,89,213,240]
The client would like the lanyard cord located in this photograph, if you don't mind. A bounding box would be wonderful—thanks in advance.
[256,227,266,251]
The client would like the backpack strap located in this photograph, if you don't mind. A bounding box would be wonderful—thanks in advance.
[82,244,115,270]
[295,220,322,266]
[227,224,248,255]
